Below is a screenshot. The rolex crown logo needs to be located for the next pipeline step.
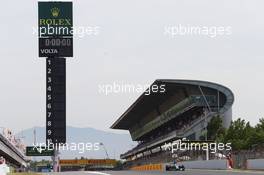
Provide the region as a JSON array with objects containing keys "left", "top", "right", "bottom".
[{"left": 51, "top": 7, "right": 60, "bottom": 17}]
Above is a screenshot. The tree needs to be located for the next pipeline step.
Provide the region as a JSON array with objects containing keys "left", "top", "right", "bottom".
[
  {"left": 209, "top": 117, "right": 264, "bottom": 151},
  {"left": 249, "top": 118, "right": 264, "bottom": 148},
  {"left": 256, "top": 118, "right": 264, "bottom": 132},
  {"left": 224, "top": 118, "right": 255, "bottom": 150},
  {"left": 207, "top": 115, "right": 225, "bottom": 141}
]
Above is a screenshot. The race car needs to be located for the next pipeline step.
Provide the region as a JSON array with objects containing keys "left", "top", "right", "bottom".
[{"left": 165, "top": 162, "right": 185, "bottom": 171}]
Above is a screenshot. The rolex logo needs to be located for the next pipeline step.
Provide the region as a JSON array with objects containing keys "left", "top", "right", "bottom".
[{"left": 51, "top": 7, "right": 60, "bottom": 17}]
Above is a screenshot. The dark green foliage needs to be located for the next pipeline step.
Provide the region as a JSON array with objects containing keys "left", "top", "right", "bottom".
[
  {"left": 207, "top": 115, "right": 226, "bottom": 141},
  {"left": 207, "top": 116, "right": 264, "bottom": 150}
]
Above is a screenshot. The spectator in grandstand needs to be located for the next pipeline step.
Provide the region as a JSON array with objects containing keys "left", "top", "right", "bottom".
[
  {"left": 173, "top": 159, "right": 177, "bottom": 165},
  {"left": 0, "top": 156, "right": 5, "bottom": 164},
  {"left": 0, "top": 156, "right": 8, "bottom": 175}
]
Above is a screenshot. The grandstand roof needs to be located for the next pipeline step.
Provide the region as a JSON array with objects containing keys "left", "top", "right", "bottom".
[{"left": 111, "top": 79, "right": 234, "bottom": 130}]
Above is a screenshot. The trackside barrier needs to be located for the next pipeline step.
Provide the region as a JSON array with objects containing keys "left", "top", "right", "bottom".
[
  {"left": 247, "top": 159, "right": 264, "bottom": 170},
  {"left": 181, "top": 160, "right": 229, "bottom": 170},
  {"left": 130, "top": 164, "right": 163, "bottom": 171}
]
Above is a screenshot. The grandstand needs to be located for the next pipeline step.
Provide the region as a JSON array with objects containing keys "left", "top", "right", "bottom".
[
  {"left": 0, "top": 128, "right": 28, "bottom": 170},
  {"left": 111, "top": 79, "right": 234, "bottom": 167}
]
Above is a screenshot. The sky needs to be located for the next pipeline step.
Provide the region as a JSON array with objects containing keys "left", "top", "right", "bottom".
[{"left": 0, "top": 0, "right": 264, "bottom": 133}]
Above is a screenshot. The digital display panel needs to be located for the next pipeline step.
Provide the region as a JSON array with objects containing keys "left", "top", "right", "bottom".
[
  {"left": 46, "top": 58, "right": 66, "bottom": 144},
  {"left": 38, "top": 2, "right": 73, "bottom": 57}
]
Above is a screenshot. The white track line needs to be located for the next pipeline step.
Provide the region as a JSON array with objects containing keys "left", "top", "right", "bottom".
[{"left": 86, "top": 172, "right": 111, "bottom": 175}]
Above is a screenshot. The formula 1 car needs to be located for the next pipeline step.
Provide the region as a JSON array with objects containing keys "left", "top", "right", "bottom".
[{"left": 165, "top": 162, "right": 185, "bottom": 171}]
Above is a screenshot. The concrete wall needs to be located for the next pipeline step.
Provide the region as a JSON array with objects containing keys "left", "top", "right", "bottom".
[
  {"left": 247, "top": 159, "right": 264, "bottom": 170},
  {"left": 181, "top": 160, "right": 228, "bottom": 170},
  {"left": 223, "top": 108, "right": 232, "bottom": 128}
]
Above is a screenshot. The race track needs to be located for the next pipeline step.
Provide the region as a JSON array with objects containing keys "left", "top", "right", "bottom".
[{"left": 48, "top": 170, "right": 264, "bottom": 175}]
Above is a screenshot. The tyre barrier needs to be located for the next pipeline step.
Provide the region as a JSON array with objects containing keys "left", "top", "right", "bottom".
[{"left": 130, "top": 164, "right": 163, "bottom": 171}]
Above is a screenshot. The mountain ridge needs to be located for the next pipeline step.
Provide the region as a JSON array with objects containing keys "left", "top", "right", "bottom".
[{"left": 16, "top": 126, "right": 135, "bottom": 160}]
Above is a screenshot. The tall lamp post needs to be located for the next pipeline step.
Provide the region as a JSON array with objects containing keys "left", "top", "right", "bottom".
[{"left": 100, "top": 143, "right": 109, "bottom": 159}]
